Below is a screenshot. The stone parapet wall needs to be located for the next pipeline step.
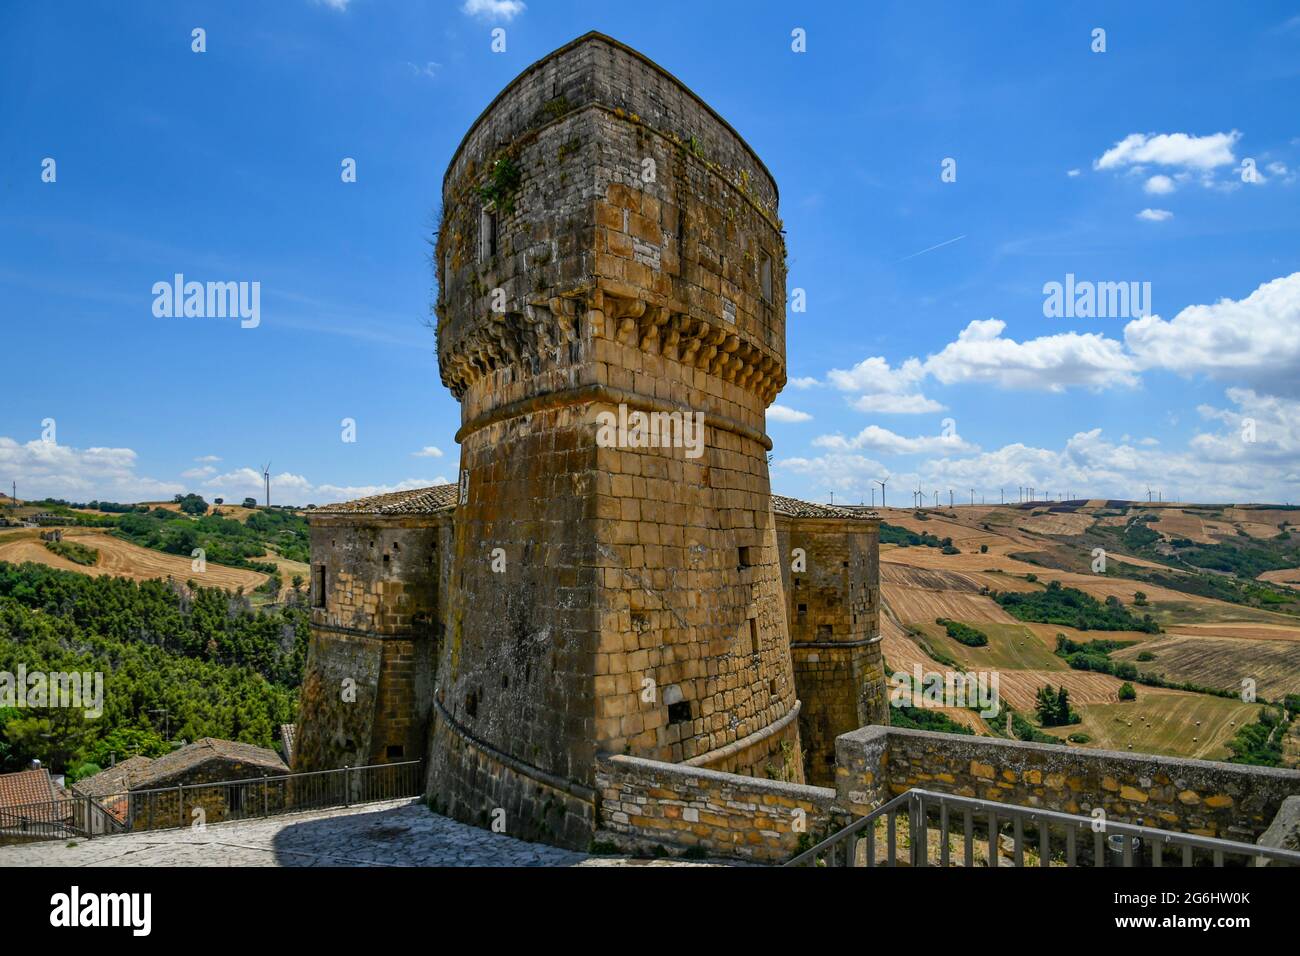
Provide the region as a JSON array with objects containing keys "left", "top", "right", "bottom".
[
  {"left": 835, "top": 726, "right": 1300, "bottom": 842},
  {"left": 594, "top": 753, "right": 836, "bottom": 862}
]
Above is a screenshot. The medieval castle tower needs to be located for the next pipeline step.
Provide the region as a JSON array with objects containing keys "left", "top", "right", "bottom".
[{"left": 293, "top": 33, "right": 887, "bottom": 849}]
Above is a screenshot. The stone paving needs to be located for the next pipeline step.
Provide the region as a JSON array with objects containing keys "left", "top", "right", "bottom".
[{"left": 0, "top": 799, "right": 714, "bottom": 867}]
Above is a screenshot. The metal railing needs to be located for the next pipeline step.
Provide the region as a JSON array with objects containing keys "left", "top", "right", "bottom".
[
  {"left": 786, "top": 788, "right": 1300, "bottom": 868},
  {"left": 0, "top": 761, "right": 422, "bottom": 844}
]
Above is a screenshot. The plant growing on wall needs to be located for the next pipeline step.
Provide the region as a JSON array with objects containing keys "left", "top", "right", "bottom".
[{"left": 479, "top": 155, "right": 522, "bottom": 214}]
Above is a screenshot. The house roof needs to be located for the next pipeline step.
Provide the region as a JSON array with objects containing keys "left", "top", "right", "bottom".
[
  {"left": 129, "top": 738, "right": 288, "bottom": 790},
  {"left": 0, "top": 768, "right": 72, "bottom": 826},
  {"left": 71, "top": 755, "right": 155, "bottom": 799},
  {"left": 771, "top": 494, "right": 878, "bottom": 521},
  {"left": 314, "top": 483, "right": 458, "bottom": 516},
  {"left": 0, "top": 768, "right": 57, "bottom": 810}
]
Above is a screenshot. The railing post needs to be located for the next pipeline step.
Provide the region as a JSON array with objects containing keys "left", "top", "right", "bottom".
[
  {"left": 263, "top": 774, "right": 269, "bottom": 818},
  {"left": 344, "top": 765, "right": 350, "bottom": 807},
  {"left": 177, "top": 784, "right": 184, "bottom": 829}
]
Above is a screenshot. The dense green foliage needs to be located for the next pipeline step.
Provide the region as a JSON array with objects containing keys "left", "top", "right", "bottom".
[
  {"left": 996, "top": 580, "right": 1161, "bottom": 633},
  {"left": 1034, "top": 684, "right": 1080, "bottom": 727},
  {"left": 44, "top": 539, "right": 99, "bottom": 566},
  {"left": 1118, "top": 682, "right": 1137, "bottom": 701},
  {"left": 880, "top": 522, "right": 948, "bottom": 549},
  {"left": 935, "top": 617, "right": 989, "bottom": 647},
  {"left": 0, "top": 561, "right": 305, "bottom": 772},
  {"left": 889, "top": 705, "right": 974, "bottom": 735},
  {"left": 1225, "top": 705, "right": 1294, "bottom": 767}
]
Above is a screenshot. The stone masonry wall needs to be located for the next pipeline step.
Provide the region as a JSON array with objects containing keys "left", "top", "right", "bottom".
[
  {"left": 836, "top": 726, "right": 1300, "bottom": 842},
  {"left": 429, "top": 33, "right": 802, "bottom": 849},
  {"left": 295, "top": 515, "right": 442, "bottom": 772},
  {"left": 595, "top": 753, "right": 836, "bottom": 862},
  {"left": 777, "top": 515, "right": 886, "bottom": 785}
]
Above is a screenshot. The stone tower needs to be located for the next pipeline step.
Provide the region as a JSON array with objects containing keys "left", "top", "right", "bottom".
[{"left": 428, "top": 32, "right": 801, "bottom": 847}]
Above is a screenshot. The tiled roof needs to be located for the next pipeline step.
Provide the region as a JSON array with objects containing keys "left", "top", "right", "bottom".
[
  {"left": 129, "top": 738, "right": 288, "bottom": 789},
  {"left": 317, "top": 484, "right": 877, "bottom": 522},
  {"left": 0, "top": 768, "right": 57, "bottom": 810},
  {"left": 771, "top": 494, "right": 878, "bottom": 520},
  {"left": 315, "top": 483, "right": 458, "bottom": 515},
  {"left": 71, "top": 755, "right": 155, "bottom": 799}
]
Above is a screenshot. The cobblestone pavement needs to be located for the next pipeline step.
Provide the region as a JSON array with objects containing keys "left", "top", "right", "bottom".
[{"left": 0, "top": 799, "right": 714, "bottom": 867}]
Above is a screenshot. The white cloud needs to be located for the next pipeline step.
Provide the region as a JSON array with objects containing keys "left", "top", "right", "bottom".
[
  {"left": 205, "top": 468, "right": 450, "bottom": 507},
  {"left": 850, "top": 392, "right": 946, "bottom": 414},
  {"left": 312, "top": 0, "right": 350, "bottom": 10},
  {"left": 462, "top": 0, "right": 525, "bottom": 21},
  {"left": 925, "top": 319, "right": 1139, "bottom": 391},
  {"left": 181, "top": 466, "right": 216, "bottom": 480},
  {"left": 826, "top": 355, "right": 944, "bottom": 413},
  {"left": 413, "top": 446, "right": 444, "bottom": 458},
  {"left": 1136, "top": 208, "right": 1173, "bottom": 221},
  {"left": 194, "top": 455, "right": 221, "bottom": 463},
  {"left": 1095, "top": 131, "right": 1240, "bottom": 171},
  {"left": 812, "top": 425, "right": 977, "bottom": 456},
  {"left": 1124, "top": 272, "right": 1300, "bottom": 397},
  {"left": 787, "top": 376, "right": 820, "bottom": 389},
  {"left": 0, "top": 438, "right": 183, "bottom": 502},
  {"left": 1267, "top": 161, "right": 1289, "bottom": 176},
  {"left": 1067, "top": 169, "right": 1081, "bottom": 177},
  {"left": 406, "top": 61, "right": 441, "bottom": 79},
  {"left": 768, "top": 405, "right": 812, "bottom": 423},
  {"left": 1144, "top": 174, "right": 1176, "bottom": 195}
]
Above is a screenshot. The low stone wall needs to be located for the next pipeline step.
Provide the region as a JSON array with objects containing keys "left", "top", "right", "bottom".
[
  {"left": 836, "top": 726, "right": 1300, "bottom": 842},
  {"left": 594, "top": 753, "right": 837, "bottom": 862}
]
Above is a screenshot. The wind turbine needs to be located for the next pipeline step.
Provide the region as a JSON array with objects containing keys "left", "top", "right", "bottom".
[
  {"left": 874, "top": 478, "right": 887, "bottom": 509},
  {"left": 262, "top": 461, "right": 272, "bottom": 508}
]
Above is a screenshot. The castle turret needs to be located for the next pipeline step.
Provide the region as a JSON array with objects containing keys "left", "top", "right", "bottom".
[{"left": 428, "top": 32, "right": 801, "bottom": 847}]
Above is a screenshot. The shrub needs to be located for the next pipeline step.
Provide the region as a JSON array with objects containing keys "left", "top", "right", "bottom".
[
  {"left": 1118, "top": 682, "right": 1137, "bottom": 701},
  {"left": 935, "top": 617, "right": 989, "bottom": 647}
]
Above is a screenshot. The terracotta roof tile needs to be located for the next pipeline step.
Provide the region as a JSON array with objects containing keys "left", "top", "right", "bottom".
[
  {"left": 771, "top": 494, "right": 878, "bottom": 520},
  {"left": 71, "top": 755, "right": 155, "bottom": 799},
  {"left": 315, "top": 483, "right": 458, "bottom": 515}
]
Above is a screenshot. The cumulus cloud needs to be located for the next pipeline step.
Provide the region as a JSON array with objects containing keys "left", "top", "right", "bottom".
[
  {"left": 812, "top": 425, "right": 977, "bottom": 456},
  {"left": 462, "top": 0, "right": 525, "bottom": 21},
  {"left": 1124, "top": 272, "right": 1300, "bottom": 397},
  {"left": 768, "top": 405, "right": 812, "bottom": 423},
  {"left": 1136, "top": 208, "right": 1173, "bottom": 221},
  {"left": 1095, "top": 131, "right": 1240, "bottom": 171},
  {"left": 787, "top": 376, "right": 821, "bottom": 389},
  {"left": 826, "top": 356, "right": 944, "bottom": 413},
  {"left": 413, "top": 446, "right": 444, "bottom": 458},
  {"left": 194, "top": 455, "right": 221, "bottom": 463},
  {"left": 181, "top": 466, "right": 216, "bottom": 480},
  {"left": 0, "top": 438, "right": 183, "bottom": 502},
  {"left": 925, "top": 319, "right": 1139, "bottom": 391},
  {"left": 1144, "top": 174, "right": 1176, "bottom": 195}
]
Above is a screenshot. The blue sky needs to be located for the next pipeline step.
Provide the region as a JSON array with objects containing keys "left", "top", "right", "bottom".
[{"left": 2, "top": 0, "right": 1298, "bottom": 507}]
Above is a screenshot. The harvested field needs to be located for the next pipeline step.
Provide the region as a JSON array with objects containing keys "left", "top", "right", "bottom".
[
  {"left": 1162, "top": 621, "right": 1300, "bottom": 643},
  {"left": 882, "top": 582, "right": 1017, "bottom": 626},
  {"left": 991, "top": 668, "right": 1163, "bottom": 712},
  {"left": 1111, "top": 634, "right": 1300, "bottom": 698},
  {"left": 1015, "top": 511, "right": 1096, "bottom": 536},
  {"left": 1041, "top": 695, "right": 1261, "bottom": 761},
  {"left": 0, "top": 528, "right": 268, "bottom": 592},
  {"left": 913, "top": 620, "right": 1066, "bottom": 672},
  {"left": 1258, "top": 567, "right": 1300, "bottom": 587},
  {"left": 1150, "top": 510, "right": 1216, "bottom": 544}
]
